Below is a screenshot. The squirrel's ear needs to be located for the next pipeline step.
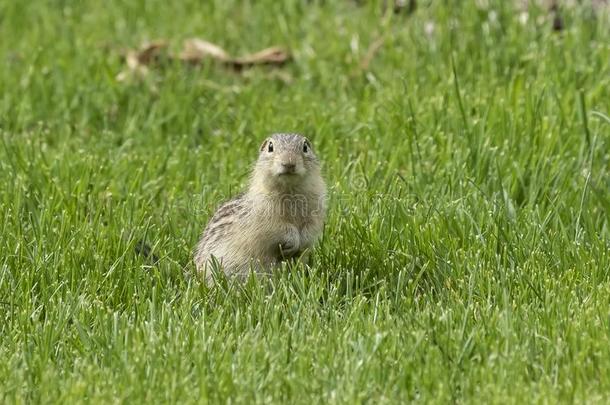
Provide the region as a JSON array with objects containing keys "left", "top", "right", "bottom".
[{"left": 260, "top": 139, "right": 268, "bottom": 152}]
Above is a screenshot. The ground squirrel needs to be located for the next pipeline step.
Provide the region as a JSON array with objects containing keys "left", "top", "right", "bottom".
[{"left": 195, "top": 133, "right": 327, "bottom": 283}]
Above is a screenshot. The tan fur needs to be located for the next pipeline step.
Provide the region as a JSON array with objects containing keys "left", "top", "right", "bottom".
[{"left": 194, "top": 133, "right": 327, "bottom": 283}]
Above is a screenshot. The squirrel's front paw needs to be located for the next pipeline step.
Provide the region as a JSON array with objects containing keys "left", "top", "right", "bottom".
[
  {"left": 279, "top": 240, "right": 299, "bottom": 258},
  {"left": 277, "top": 225, "right": 300, "bottom": 259}
]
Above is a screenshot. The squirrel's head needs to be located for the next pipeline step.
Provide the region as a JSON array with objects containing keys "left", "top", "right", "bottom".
[{"left": 255, "top": 133, "right": 320, "bottom": 190}]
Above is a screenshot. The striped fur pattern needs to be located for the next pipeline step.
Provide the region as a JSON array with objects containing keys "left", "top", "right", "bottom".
[{"left": 195, "top": 133, "right": 327, "bottom": 283}]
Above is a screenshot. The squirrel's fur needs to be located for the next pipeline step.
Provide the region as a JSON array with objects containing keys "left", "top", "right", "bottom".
[{"left": 194, "top": 133, "right": 327, "bottom": 283}]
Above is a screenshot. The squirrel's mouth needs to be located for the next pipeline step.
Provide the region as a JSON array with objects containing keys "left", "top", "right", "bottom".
[
  {"left": 276, "top": 167, "right": 300, "bottom": 176},
  {"left": 275, "top": 171, "right": 304, "bottom": 182}
]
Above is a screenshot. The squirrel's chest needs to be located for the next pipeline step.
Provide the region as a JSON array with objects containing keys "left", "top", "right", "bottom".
[
  {"left": 245, "top": 194, "right": 318, "bottom": 234},
  {"left": 276, "top": 199, "right": 313, "bottom": 229},
  {"left": 244, "top": 199, "right": 309, "bottom": 236}
]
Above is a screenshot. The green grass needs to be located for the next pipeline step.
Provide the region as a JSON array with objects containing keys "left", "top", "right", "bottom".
[{"left": 1, "top": 0, "right": 610, "bottom": 403}]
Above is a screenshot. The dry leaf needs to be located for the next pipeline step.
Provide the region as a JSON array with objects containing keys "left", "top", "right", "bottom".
[
  {"left": 118, "top": 38, "right": 291, "bottom": 82},
  {"left": 231, "top": 47, "right": 290, "bottom": 68},
  {"left": 267, "top": 70, "right": 294, "bottom": 85},
  {"left": 134, "top": 40, "right": 168, "bottom": 64},
  {"left": 177, "top": 39, "right": 290, "bottom": 69},
  {"left": 117, "top": 40, "right": 168, "bottom": 82},
  {"left": 179, "top": 38, "right": 230, "bottom": 63},
  {"left": 360, "top": 37, "right": 385, "bottom": 71}
]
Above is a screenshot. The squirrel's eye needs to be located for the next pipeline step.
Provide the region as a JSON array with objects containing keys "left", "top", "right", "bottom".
[
  {"left": 303, "top": 142, "right": 309, "bottom": 153},
  {"left": 268, "top": 142, "right": 274, "bottom": 153}
]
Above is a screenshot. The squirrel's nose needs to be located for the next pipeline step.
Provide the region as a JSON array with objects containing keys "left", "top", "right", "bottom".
[{"left": 281, "top": 163, "right": 296, "bottom": 172}]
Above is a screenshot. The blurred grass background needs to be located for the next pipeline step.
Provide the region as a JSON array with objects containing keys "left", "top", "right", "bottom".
[{"left": 1, "top": 0, "right": 610, "bottom": 402}]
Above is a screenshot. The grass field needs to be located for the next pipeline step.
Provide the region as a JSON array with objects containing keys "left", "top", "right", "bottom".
[{"left": 1, "top": 0, "right": 610, "bottom": 403}]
